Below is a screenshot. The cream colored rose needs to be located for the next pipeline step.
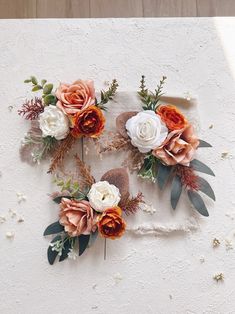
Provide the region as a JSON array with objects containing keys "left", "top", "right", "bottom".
[
  {"left": 39, "top": 105, "right": 70, "bottom": 140},
  {"left": 125, "top": 110, "right": 168, "bottom": 153},
  {"left": 87, "top": 181, "right": 121, "bottom": 212}
]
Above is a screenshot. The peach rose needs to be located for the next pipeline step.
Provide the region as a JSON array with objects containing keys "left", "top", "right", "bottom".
[
  {"left": 157, "top": 105, "right": 188, "bottom": 131},
  {"left": 59, "top": 198, "right": 96, "bottom": 237},
  {"left": 98, "top": 207, "right": 126, "bottom": 239},
  {"left": 56, "top": 80, "right": 95, "bottom": 115},
  {"left": 152, "top": 124, "right": 199, "bottom": 166},
  {"left": 71, "top": 106, "right": 105, "bottom": 138}
]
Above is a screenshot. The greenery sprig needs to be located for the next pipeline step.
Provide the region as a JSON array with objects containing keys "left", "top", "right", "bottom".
[
  {"left": 97, "top": 79, "right": 119, "bottom": 110},
  {"left": 138, "top": 75, "right": 167, "bottom": 111},
  {"left": 24, "top": 76, "right": 56, "bottom": 105}
]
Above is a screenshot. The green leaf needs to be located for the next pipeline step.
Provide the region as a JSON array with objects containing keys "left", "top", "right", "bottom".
[
  {"left": 53, "top": 195, "right": 74, "bottom": 204},
  {"left": 156, "top": 163, "right": 172, "bottom": 189},
  {"left": 59, "top": 238, "right": 72, "bottom": 262},
  {"left": 171, "top": 175, "right": 182, "bottom": 209},
  {"left": 43, "top": 221, "right": 64, "bottom": 236},
  {"left": 31, "top": 76, "right": 38, "bottom": 85},
  {"left": 47, "top": 235, "right": 61, "bottom": 265},
  {"left": 43, "top": 83, "right": 53, "bottom": 95},
  {"left": 44, "top": 94, "right": 56, "bottom": 105},
  {"left": 197, "top": 177, "right": 216, "bottom": 201},
  {"left": 32, "top": 85, "right": 42, "bottom": 92},
  {"left": 190, "top": 159, "right": 215, "bottom": 176},
  {"left": 24, "top": 79, "right": 31, "bottom": 83},
  {"left": 89, "top": 230, "right": 98, "bottom": 247},
  {"left": 41, "top": 79, "right": 47, "bottom": 86},
  {"left": 78, "top": 235, "right": 90, "bottom": 256},
  {"left": 198, "top": 139, "right": 212, "bottom": 148},
  {"left": 188, "top": 190, "right": 209, "bottom": 217}
]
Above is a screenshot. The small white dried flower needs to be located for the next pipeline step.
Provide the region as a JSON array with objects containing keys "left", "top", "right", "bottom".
[
  {"left": 6, "top": 231, "right": 15, "bottom": 239},
  {"left": 0, "top": 215, "right": 6, "bottom": 223},
  {"left": 213, "top": 273, "right": 224, "bottom": 282},
  {"left": 68, "top": 248, "right": 78, "bottom": 260},
  {"left": 16, "top": 192, "right": 27, "bottom": 204},
  {"left": 213, "top": 238, "right": 220, "bottom": 248}
]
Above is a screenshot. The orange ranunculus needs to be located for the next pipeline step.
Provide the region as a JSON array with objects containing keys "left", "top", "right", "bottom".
[
  {"left": 56, "top": 80, "right": 95, "bottom": 115},
  {"left": 59, "top": 198, "right": 97, "bottom": 237},
  {"left": 157, "top": 105, "right": 188, "bottom": 131},
  {"left": 98, "top": 206, "right": 126, "bottom": 239},
  {"left": 152, "top": 124, "right": 199, "bottom": 166},
  {"left": 71, "top": 106, "right": 105, "bottom": 138}
]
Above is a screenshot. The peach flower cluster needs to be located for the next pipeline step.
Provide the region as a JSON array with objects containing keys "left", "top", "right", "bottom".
[
  {"left": 56, "top": 79, "right": 105, "bottom": 138},
  {"left": 153, "top": 105, "right": 199, "bottom": 166},
  {"left": 126, "top": 104, "right": 199, "bottom": 167},
  {"left": 59, "top": 182, "right": 126, "bottom": 240}
]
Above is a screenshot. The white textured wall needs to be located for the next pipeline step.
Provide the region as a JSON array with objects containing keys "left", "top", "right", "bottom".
[{"left": 0, "top": 18, "right": 235, "bottom": 314}]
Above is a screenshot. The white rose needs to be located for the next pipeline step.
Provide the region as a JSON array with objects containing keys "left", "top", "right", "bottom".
[
  {"left": 87, "top": 181, "right": 121, "bottom": 212},
  {"left": 39, "top": 105, "right": 70, "bottom": 140},
  {"left": 125, "top": 110, "right": 168, "bottom": 153}
]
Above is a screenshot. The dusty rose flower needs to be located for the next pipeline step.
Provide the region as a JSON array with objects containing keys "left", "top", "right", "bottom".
[
  {"left": 56, "top": 80, "right": 95, "bottom": 115},
  {"left": 59, "top": 198, "right": 96, "bottom": 237},
  {"left": 152, "top": 124, "right": 199, "bottom": 166}
]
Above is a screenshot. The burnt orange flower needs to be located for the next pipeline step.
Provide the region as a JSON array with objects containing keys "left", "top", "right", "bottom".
[
  {"left": 71, "top": 106, "right": 105, "bottom": 138},
  {"left": 98, "top": 206, "right": 126, "bottom": 239},
  {"left": 157, "top": 105, "right": 188, "bottom": 131}
]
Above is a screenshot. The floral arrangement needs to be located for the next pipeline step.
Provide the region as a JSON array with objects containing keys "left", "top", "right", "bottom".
[
  {"left": 44, "top": 155, "right": 143, "bottom": 264},
  {"left": 19, "top": 76, "right": 118, "bottom": 172},
  {"left": 100, "top": 76, "right": 215, "bottom": 216}
]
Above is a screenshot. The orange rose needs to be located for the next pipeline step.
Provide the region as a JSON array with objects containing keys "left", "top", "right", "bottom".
[
  {"left": 157, "top": 105, "right": 188, "bottom": 131},
  {"left": 152, "top": 124, "right": 199, "bottom": 166},
  {"left": 59, "top": 198, "right": 97, "bottom": 237},
  {"left": 98, "top": 206, "right": 126, "bottom": 239},
  {"left": 71, "top": 106, "right": 105, "bottom": 138},
  {"left": 56, "top": 80, "right": 95, "bottom": 115}
]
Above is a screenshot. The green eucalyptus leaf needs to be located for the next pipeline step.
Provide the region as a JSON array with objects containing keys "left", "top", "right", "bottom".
[
  {"left": 41, "top": 79, "right": 47, "bottom": 86},
  {"left": 171, "top": 175, "right": 182, "bottom": 209},
  {"left": 43, "top": 83, "right": 53, "bottom": 95},
  {"left": 31, "top": 76, "right": 38, "bottom": 85},
  {"left": 24, "top": 79, "right": 31, "bottom": 83},
  {"left": 32, "top": 85, "right": 42, "bottom": 92},
  {"left": 59, "top": 238, "right": 72, "bottom": 262},
  {"left": 43, "top": 221, "right": 64, "bottom": 236},
  {"left": 198, "top": 139, "right": 212, "bottom": 148},
  {"left": 44, "top": 94, "right": 56, "bottom": 105},
  {"left": 197, "top": 177, "right": 216, "bottom": 201},
  {"left": 190, "top": 159, "right": 215, "bottom": 176},
  {"left": 78, "top": 235, "right": 90, "bottom": 256},
  {"left": 156, "top": 163, "right": 172, "bottom": 189},
  {"left": 47, "top": 235, "right": 61, "bottom": 265},
  {"left": 188, "top": 190, "right": 209, "bottom": 217},
  {"left": 53, "top": 195, "right": 74, "bottom": 204}
]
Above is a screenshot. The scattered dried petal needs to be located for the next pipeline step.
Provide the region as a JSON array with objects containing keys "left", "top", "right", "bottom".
[
  {"left": 213, "top": 238, "right": 220, "bottom": 248},
  {"left": 6, "top": 231, "right": 15, "bottom": 239},
  {"left": 213, "top": 273, "right": 224, "bottom": 282}
]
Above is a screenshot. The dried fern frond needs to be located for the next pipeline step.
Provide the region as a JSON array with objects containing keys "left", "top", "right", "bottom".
[
  {"left": 122, "top": 148, "right": 145, "bottom": 173},
  {"left": 74, "top": 154, "right": 95, "bottom": 188},
  {"left": 120, "top": 192, "right": 144, "bottom": 216},
  {"left": 175, "top": 164, "right": 199, "bottom": 190},
  {"left": 99, "top": 132, "right": 131, "bottom": 153},
  {"left": 18, "top": 98, "right": 44, "bottom": 120},
  {"left": 48, "top": 134, "right": 75, "bottom": 173}
]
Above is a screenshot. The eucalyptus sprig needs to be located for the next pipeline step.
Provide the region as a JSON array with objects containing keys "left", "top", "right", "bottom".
[
  {"left": 53, "top": 176, "right": 87, "bottom": 198},
  {"left": 24, "top": 76, "right": 56, "bottom": 105},
  {"left": 138, "top": 75, "right": 167, "bottom": 111},
  {"left": 97, "top": 79, "right": 119, "bottom": 110}
]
